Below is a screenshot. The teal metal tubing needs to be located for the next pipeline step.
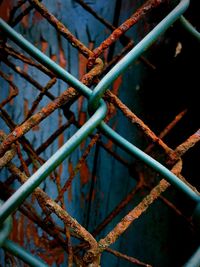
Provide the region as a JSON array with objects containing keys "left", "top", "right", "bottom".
[
  {"left": 88, "top": 0, "right": 190, "bottom": 111},
  {"left": 0, "top": 0, "right": 199, "bottom": 265},
  {"left": 183, "top": 246, "right": 200, "bottom": 267},
  {"left": 2, "top": 239, "right": 48, "bottom": 267},
  {"left": 179, "top": 16, "right": 200, "bottom": 42},
  {"left": 100, "top": 122, "right": 200, "bottom": 202},
  {"left": 0, "top": 200, "right": 12, "bottom": 247},
  {"left": 0, "top": 0, "right": 199, "bottom": 224},
  {"left": 0, "top": 101, "right": 107, "bottom": 223},
  {"left": 0, "top": 202, "right": 48, "bottom": 266},
  {"left": 92, "top": 0, "right": 199, "bottom": 202}
]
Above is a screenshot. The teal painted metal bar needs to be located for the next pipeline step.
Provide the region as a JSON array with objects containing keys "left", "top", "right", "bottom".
[
  {"left": 0, "top": 0, "right": 199, "bottom": 225},
  {"left": 92, "top": 0, "right": 199, "bottom": 202},
  {"left": 0, "top": 0, "right": 199, "bottom": 264},
  {"left": 0, "top": 101, "right": 107, "bottom": 223},
  {"left": 88, "top": 0, "right": 190, "bottom": 111},
  {"left": 2, "top": 239, "right": 48, "bottom": 267},
  {"left": 180, "top": 16, "right": 200, "bottom": 42},
  {"left": 183, "top": 246, "right": 200, "bottom": 267},
  {"left": 100, "top": 122, "right": 200, "bottom": 202},
  {"left": 0, "top": 201, "right": 12, "bottom": 246},
  {"left": 0, "top": 202, "right": 48, "bottom": 266}
]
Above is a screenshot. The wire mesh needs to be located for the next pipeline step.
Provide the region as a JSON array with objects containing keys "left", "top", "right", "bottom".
[{"left": 0, "top": 0, "right": 200, "bottom": 266}]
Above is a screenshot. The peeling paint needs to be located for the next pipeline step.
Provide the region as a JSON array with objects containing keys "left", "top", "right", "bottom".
[{"left": 80, "top": 161, "right": 91, "bottom": 186}]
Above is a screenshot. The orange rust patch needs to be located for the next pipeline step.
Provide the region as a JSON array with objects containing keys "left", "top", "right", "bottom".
[
  {"left": 105, "top": 121, "right": 117, "bottom": 149},
  {"left": 78, "top": 99, "right": 87, "bottom": 149},
  {"left": 11, "top": 214, "right": 19, "bottom": 243},
  {"left": 88, "top": 42, "right": 94, "bottom": 51},
  {"left": 32, "top": 124, "right": 40, "bottom": 131},
  {"left": 23, "top": 63, "right": 28, "bottom": 73},
  {"left": 58, "top": 114, "right": 64, "bottom": 178},
  {"left": 9, "top": 75, "right": 14, "bottom": 105},
  {"left": 59, "top": 47, "right": 67, "bottom": 68},
  {"left": 112, "top": 75, "right": 122, "bottom": 96},
  {"left": 33, "top": 10, "right": 44, "bottom": 24},
  {"left": 80, "top": 161, "right": 91, "bottom": 185},
  {"left": 78, "top": 53, "right": 87, "bottom": 79},
  {"left": 18, "top": 214, "right": 25, "bottom": 246},
  {"left": 103, "top": 47, "right": 109, "bottom": 65},
  {"left": 86, "top": 188, "right": 96, "bottom": 201},
  {"left": 0, "top": 1, "right": 12, "bottom": 21},
  {"left": 68, "top": 160, "right": 73, "bottom": 202},
  {"left": 24, "top": 99, "right": 29, "bottom": 119},
  {"left": 38, "top": 248, "right": 64, "bottom": 265},
  {"left": 78, "top": 111, "right": 86, "bottom": 127},
  {"left": 51, "top": 54, "right": 57, "bottom": 62},
  {"left": 78, "top": 96, "right": 84, "bottom": 115},
  {"left": 20, "top": 5, "right": 29, "bottom": 28},
  {"left": 41, "top": 40, "right": 48, "bottom": 54}
]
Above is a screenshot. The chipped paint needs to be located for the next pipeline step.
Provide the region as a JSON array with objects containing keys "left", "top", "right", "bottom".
[
  {"left": 80, "top": 161, "right": 91, "bottom": 186},
  {"left": 112, "top": 75, "right": 122, "bottom": 96}
]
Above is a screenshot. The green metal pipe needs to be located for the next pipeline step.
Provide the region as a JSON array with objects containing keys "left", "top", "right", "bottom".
[
  {"left": 0, "top": 0, "right": 199, "bottom": 265},
  {"left": 2, "top": 239, "right": 48, "bottom": 267},
  {"left": 87, "top": 0, "right": 200, "bottom": 201},
  {"left": 88, "top": 0, "right": 190, "bottom": 112},
  {"left": 0, "top": 0, "right": 198, "bottom": 230},
  {"left": 0, "top": 200, "right": 12, "bottom": 246},
  {"left": 100, "top": 122, "right": 200, "bottom": 203},
  {"left": 183, "top": 246, "right": 200, "bottom": 267},
  {"left": 179, "top": 16, "right": 200, "bottom": 42},
  {"left": 0, "top": 101, "right": 107, "bottom": 223}
]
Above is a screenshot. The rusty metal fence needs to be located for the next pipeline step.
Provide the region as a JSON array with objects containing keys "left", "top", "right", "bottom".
[{"left": 0, "top": 0, "right": 200, "bottom": 266}]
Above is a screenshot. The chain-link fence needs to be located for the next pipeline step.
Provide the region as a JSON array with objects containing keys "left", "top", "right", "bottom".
[{"left": 0, "top": 0, "right": 200, "bottom": 266}]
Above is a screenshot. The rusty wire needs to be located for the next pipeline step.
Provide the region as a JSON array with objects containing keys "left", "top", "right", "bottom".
[{"left": 0, "top": 0, "right": 199, "bottom": 266}]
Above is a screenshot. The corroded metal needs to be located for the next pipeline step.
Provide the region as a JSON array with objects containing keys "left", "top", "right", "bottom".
[{"left": 0, "top": 0, "right": 199, "bottom": 266}]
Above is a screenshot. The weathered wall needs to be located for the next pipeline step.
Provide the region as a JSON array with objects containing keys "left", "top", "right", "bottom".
[{"left": 0, "top": 0, "right": 199, "bottom": 266}]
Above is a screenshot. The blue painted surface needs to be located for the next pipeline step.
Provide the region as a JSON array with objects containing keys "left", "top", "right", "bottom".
[{"left": 0, "top": 0, "right": 199, "bottom": 266}]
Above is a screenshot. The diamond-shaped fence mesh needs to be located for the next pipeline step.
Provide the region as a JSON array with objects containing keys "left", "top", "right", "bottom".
[{"left": 0, "top": 0, "right": 200, "bottom": 266}]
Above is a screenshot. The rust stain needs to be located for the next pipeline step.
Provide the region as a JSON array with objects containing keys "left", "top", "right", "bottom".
[
  {"left": 32, "top": 124, "right": 40, "bottom": 131},
  {"left": 88, "top": 42, "right": 94, "bottom": 51},
  {"left": 23, "top": 63, "right": 29, "bottom": 73},
  {"left": 11, "top": 215, "right": 19, "bottom": 243},
  {"left": 20, "top": 5, "right": 29, "bottom": 28},
  {"left": 51, "top": 54, "right": 57, "bottom": 62},
  {"left": 26, "top": 217, "right": 32, "bottom": 243},
  {"left": 58, "top": 113, "right": 64, "bottom": 179},
  {"left": 0, "top": 1, "right": 12, "bottom": 21},
  {"left": 86, "top": 188, "right": 96, "bottom": 201},
  {"left": 38, "top": 248, "right": 64, "bottom": 265},
  {"left": 80, "top": 161, "right": 91, "bottom": 185},
  {"left": 87, "top": 0, "right": 165, "bottom": 69},
  {"left": 8, "top": 75, "right": 14, "bottom": 105},
  {"left": 29, "top": 0, "right": 92, "bottom": 58},
  {"left": 78, "top": 111, "right": 86, "bottom": 127},
  {"left": 79, "top": 52, "right": 87, "bottom": 79},
  {"left": 55, "top": 251, "right": 65, "bottom": 265},
  {"left": 68, "top": 159, "right": 73, "bottom": 202},
  {"left": 59, "top": 47, "right": 67, "bottom": 68},
  {"left": 41, "top": 40, "right": 48, "bottom": 53},
  {"left": 103, "top": 48, "right": 109, "bottom": 65},
  {"left": 78, "top": 96, "right": 84, "bottom": 119},
  {"left": 24, "top": 98, "right": 29, "bottom": 119},
  {"left": 105, "top": 121, "right": 117, "bottom": 150},
  {"left": 33, "top": 10, "right": 44, "bottom": 24},
  {"left": 18, "top": 214, "right": 25, "bottom": 246},
  {"left": 112, "top": 75, "right": 122, "bottom": 96}
]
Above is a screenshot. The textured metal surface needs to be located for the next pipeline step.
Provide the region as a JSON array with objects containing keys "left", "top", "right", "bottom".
[{"left": 0, "top": 0, "right": 199, "bottom": 266}]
